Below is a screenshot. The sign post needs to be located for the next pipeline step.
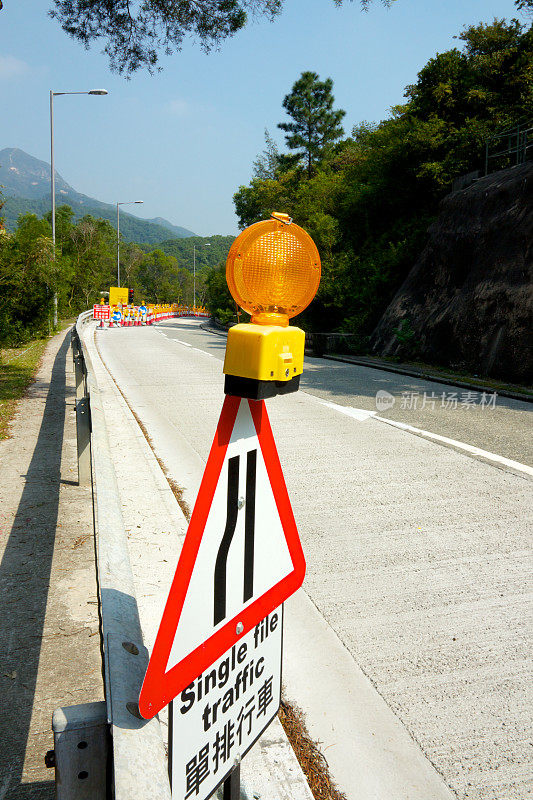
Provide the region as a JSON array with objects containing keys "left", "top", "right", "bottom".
[{"left": 139, "top": 213, "right": 321, "bottom": 798}]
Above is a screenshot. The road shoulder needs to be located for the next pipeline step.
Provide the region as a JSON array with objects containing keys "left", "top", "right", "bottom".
[{"left": 0, "top": 328, "right": 103, "bottom": 798}]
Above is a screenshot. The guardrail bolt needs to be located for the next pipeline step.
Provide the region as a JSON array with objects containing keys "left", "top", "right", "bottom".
[
  {"left": 122, "top": 641, "right": 139, "bottom": 655},
  {"left": 126, "top": 702, "right": 143, "bottom": 719}
]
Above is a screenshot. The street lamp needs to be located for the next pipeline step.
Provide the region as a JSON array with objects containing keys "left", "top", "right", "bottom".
[
  {"left": 50, "top": 89, "right": 108, "bottom": 326},
  {"left": 116, "top": 201, "right": 143, "bottom": 287},
  {"left": 193, "top": 242, "right": 211, "bottom": 310}
]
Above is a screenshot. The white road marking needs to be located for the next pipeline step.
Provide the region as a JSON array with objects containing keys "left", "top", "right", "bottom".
[
  {"left": 320, "top": 400, "right": 377, "bottom": 421},
  {"left": 191, "top": 347, "right": 218, "bottom": 358},
  {"left": 317, "top": 398, "right": 532, "bottom": 477},
  {"left": 174, "top": 339, "right": 192, "bottom": 347},
  {"left": 375, "top": 415, "right": 533, "bottom": 477}
]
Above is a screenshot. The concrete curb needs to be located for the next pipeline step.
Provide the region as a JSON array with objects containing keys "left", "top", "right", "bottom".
[
  {"left": 78, "top": 318, "right": 171, "bottom": 800},
  {"left": 325, "top": 355, "right": 533, "bottom": 403}
]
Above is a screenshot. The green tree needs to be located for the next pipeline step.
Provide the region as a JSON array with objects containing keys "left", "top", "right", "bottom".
[
  {"left": 278, "top": 71, "right": 346, "bottom": 178},
  {"left": 205, "top": 264, "right": 239, "bottom": 324},
  {"left": 0, "top": 214, "right": 56, "bottom": 343},
  {"left": 44, "top": 204, "right": 75, "bottom": 248},
  {"left": 232, "top": 16, "right": 533, "bottom": 341},
  {"left": 47, "top": 0, "right": 393, "bottom": 75},
  {"left": 137, "top": 249, "right": 181, "bottom": 302},
  {"left": 253, "top": 129, "right": 282, "bottom": 180},
  {"left": 68, "top": 216, "right": 115, "bottom": 308},
  {"left": 120, "top": 241, "right": 145, "bottom": 290},
  {"left": 0, "top": 186, "right": 5, "bottom": 229}
]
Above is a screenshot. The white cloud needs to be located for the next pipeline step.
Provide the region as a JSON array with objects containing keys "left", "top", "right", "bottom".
[
  {"left": 0, "top": 55, "right": 31, "bottom": 80},
  {"left": 165, "top": 98, "right": 190, "bottom": 117}
]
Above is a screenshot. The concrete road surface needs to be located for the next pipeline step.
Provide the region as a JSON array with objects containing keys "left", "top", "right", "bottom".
[{"left": 96, "top": 319, "right": 532, "bottom": 800}]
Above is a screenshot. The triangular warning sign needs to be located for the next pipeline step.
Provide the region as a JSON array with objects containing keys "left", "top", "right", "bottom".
[{"left": 139, "top": 395, "right": 305, "bottom": 719}]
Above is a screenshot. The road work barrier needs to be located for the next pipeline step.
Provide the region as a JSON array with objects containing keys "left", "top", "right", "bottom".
[
  {"left": 49, "top": 310, "right": 171, "bottom": 800},
  {"left": 93, "top": 303, "right": 209, "bottom": 330}
]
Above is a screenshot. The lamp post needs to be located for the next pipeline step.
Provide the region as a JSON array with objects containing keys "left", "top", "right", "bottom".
[
  {"left": 116, "top": 201, "right": 143, "bottom": 287},
  {"left": 193, "top": 242, "right": 211, "bottom": 310},
  {"left": 50, "top": 89, "right": 108, "bottom": 326}
]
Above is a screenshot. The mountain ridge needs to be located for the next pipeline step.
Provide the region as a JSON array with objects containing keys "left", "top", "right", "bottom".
[{"left": 0, "top": 147, "right": 198, "bottom": 243}]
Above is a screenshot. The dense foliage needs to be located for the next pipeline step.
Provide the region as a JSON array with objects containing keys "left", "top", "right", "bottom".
[
  {"left": 147, "top": 235, "right": 235, "bottom": 271},
  {"left": 230, "top": 18, "right": 533, "bottom": 343},
  {"left": 1, "top": 196, "right": 193, "bottom": 245},
  {"left": 0, "top": 203, "right": 225, "bottom": 346},
  {"left": 48, "top": 0, "right": 392, "bottom": 75}
]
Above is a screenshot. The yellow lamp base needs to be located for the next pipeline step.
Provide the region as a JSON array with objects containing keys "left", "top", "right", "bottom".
[{"left": 223, "top": 323, "right": 305, "bottom": 383}]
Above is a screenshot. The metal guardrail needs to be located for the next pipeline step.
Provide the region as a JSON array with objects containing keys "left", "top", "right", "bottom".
[
  {"left": 57, "top": 312, "right": 171, "bottom": 799},
  {"left": 307, "top": 331, "right": 360, "bottom": 357},
  {"left": 484, "top": 120, "right": 533, "bottom": 176},
  {"left": 209, "top": 319, "right": 362, "bottom": 359}
]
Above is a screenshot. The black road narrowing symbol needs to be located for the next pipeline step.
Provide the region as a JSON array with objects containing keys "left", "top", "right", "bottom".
[{"left": 213, "top": 450, "right": 257, "bottom": 626}]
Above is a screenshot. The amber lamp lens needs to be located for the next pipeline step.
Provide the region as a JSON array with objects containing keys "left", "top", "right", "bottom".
[{"left": 226, "top": 218, "right": 321, "bottom": 325}]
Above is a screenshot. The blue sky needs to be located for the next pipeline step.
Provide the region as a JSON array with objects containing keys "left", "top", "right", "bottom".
[{"left": 0, "top": 0, "right": 523, "bottom": 235}]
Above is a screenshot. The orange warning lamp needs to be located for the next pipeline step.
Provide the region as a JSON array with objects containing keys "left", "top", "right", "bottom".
[{"left": 223, "top": 213, "right": 321, "bottom": 400}]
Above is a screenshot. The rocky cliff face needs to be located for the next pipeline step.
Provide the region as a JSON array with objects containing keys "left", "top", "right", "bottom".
[{"left": 370, "top": 163, "right": 533, "bottom": 384}]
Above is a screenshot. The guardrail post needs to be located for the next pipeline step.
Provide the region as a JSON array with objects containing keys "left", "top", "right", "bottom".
[
  {"left": 49, "top": 701, "right": 108, "bottom": 799},
  {"left": 71, "top": 334, "right": 78, "bottom": 374},
  {"left": 76, "top": 396, "right": 91, "bottom": 487},
  {"left": 74, "top": 353, "right": 85, "bottom": 401}
]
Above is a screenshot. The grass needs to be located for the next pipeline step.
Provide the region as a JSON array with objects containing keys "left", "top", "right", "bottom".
[
  {"left": 0, "top": 319, "right": 75, "bottom": 439},
  {"left": 278, "top": 700, "right": 346, "bottom": 800},
  {"left": 0, "top": 338, "right": 50, "bottom": 438}
]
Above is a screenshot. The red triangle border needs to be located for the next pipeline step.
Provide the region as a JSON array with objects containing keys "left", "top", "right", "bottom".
[{"left": 138, "top": 396, "right": 305, "bottom": 719}]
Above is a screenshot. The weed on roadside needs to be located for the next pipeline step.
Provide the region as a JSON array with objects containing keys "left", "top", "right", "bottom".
[{"left": 0, "top": 339, "right": 49, "bottom": 438}]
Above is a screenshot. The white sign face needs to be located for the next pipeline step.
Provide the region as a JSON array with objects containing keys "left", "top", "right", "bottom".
[
  {"left": 170, "top": 607, "right": 282, "bottom": 800},
  {"left": 139, "top": 396, "right": 304, "bottom": 721},
  {"left": 166, "top": 401, "right": 292, "bottom": 673}
]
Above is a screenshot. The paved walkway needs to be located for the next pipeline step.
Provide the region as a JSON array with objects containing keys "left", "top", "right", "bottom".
[{"left": 0, "top": 329, "right": 103, "bottom": 799}]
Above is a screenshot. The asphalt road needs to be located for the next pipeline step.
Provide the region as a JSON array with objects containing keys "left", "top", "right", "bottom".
[
  {"left": 162, "top": 319, "right": 532, "bottom": 467},
  {"left": 97, "top": 319, "right": 532, "bottom": 800}
]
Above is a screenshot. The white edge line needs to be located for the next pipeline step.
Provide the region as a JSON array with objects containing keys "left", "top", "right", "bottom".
[
  {"left": 375, "top": 415, "right": 533, "bottom": 477},
  {"left": 314, "top": 397, "right": 533, "bottom": 477},
  {"left": 320, "top": 399, "right": 377, "bottom": 421}
]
